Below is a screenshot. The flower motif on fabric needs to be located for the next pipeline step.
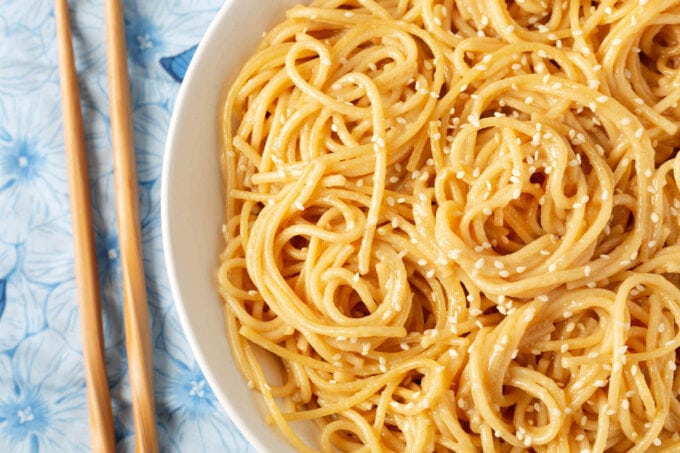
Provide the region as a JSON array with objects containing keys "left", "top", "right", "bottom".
[
  {"left": 0, "top": 240, "right": 15, "bottom": 312},
  {"left": 0, "top": 88, "right": 67, "bottom": 243},
  {"left": 0, "top": 237, "right": 46, "bottom": 353},
  {"left": 160, "top": 45, "right": 197, "bottom": 82},
  {"left": 122, "top": 2, "right": 215, "bottom": 77},
  {"left": 0, "top": 330, "right": 89, "bottom": 452},
  {"left": 0, "top": 0, "right": 57, "bottom": 96},
  {"left": 154, "top": 311, "right": 254, "bottom": 452}
]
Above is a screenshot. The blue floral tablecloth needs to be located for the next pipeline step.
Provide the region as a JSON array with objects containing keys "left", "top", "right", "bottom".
[{"left": 0, "top": 1, "right": 254, "bottom": 451}]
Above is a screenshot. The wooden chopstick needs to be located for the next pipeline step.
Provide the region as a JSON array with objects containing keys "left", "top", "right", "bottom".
[
  {"left": 54, "top": 0, "right": 116, "bottom": 451},
  {"left": 103, "top": 1, "right": 159, "bottom": 451}
]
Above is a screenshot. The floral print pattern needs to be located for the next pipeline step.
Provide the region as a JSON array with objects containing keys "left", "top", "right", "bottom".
[{"left": 0, "top": 1, "right": 253, "bottom": 451}]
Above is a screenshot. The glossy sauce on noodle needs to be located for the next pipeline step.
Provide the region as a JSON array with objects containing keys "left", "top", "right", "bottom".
[{"left": 218, "top": 1, "right": 680, "bottom": 451}]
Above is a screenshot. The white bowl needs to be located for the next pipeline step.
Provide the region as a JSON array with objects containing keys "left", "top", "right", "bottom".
[{"left": 161, "top": 1, "right": 315, "bottom": 451}]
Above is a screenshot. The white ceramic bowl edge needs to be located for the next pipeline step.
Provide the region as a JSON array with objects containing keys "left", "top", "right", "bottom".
[{"left": 161, "top": 1, "right": 315, "bottom": 451}]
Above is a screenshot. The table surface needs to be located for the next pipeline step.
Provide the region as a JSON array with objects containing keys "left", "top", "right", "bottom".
[{"left": 0, "top": 1, "right": 255, "bottom": 451}]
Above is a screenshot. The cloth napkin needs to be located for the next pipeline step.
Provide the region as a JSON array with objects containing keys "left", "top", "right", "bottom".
[{"left": 0, "top": 1, "right": 253, "bottom": 451}]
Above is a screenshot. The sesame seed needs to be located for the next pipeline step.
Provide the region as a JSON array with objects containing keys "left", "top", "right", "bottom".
[{"left": 448, "top": 249, "right": 461, "bottom": 259}]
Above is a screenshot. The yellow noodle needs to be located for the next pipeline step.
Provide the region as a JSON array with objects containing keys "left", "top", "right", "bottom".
[{"left": 218, "top": 1, "right": 680, "bottom": 451}]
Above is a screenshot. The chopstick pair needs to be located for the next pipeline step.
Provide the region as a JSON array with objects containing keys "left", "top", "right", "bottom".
[{"left": 55, "top": 0, "right": 158, "bottom": 451}]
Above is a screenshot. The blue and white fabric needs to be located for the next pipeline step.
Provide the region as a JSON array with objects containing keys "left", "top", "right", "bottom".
[{"left": 0, "top": 1, "right": 253, "bottom": 451}]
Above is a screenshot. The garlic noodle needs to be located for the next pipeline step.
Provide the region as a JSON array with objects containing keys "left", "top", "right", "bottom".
[{"left": 218, "top": 1, "right": 680, "bottom": 451}]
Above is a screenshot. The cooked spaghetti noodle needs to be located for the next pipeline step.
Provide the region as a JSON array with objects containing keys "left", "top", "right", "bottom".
[{"left": 218, "top": 1, "right": 680, "bottom": 451}]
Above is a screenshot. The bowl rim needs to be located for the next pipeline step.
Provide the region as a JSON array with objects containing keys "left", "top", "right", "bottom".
[{"left": 160, "top": 1, "right": 275, "bottom": 451}]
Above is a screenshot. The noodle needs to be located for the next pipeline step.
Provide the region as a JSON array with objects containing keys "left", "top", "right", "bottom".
[{"left": 217, "top": 1, "right": 680, "bottom": 451}]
